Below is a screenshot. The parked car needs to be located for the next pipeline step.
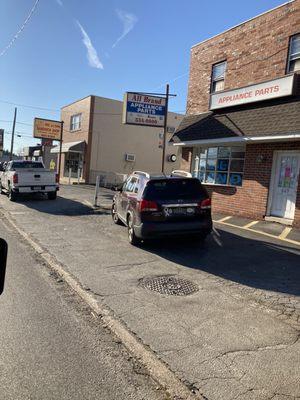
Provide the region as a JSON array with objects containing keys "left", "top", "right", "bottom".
[
  {"left": 111, "top": 170, "right": 212, "bottom": 245},
  {"left": 0, "top": 160, "right": 59, "bottom": 201}
]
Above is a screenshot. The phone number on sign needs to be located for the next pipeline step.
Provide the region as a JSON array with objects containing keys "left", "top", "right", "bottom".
[{"left": 134, "top": 117, "right": 163, "bottom": 125}]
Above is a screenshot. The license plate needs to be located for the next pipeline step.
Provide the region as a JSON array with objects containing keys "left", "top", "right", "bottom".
[
  {"left": 33, "top": 186, "right": 42, "bottom": 190},
  {"left": 164, "top": 207, "right": 195, "bottom": 216}
]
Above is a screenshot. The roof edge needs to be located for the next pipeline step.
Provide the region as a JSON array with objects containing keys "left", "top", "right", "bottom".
[
  {"left": 191, "top": 0, "right": 295, "bottom": 49},
  {"left": 173, "top": 133, "right": 300, "bottom": 146},
  {"left": 174, "top": 111, "right": 212, "bottom": 135},
  {"left": 61, "top": 95, "right": 93, "bottom": 109}
]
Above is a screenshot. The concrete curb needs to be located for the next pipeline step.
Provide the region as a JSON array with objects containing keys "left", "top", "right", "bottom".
[{"left": 0, "top": 209, "right": 203, "bottom": 400}]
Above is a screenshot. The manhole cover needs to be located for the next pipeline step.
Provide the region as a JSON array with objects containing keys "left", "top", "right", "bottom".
[{"left": 140, "top": 275, "right": 198, "bottom": 296}]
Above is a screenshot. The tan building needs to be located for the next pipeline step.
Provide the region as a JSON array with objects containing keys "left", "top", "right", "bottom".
[{"left": 55, "top": 95, "right": 182, "bottom": 185}]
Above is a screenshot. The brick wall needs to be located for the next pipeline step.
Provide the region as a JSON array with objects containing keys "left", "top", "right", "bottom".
[
  {"left": 204, "top": 142, "right": 300, "bottom": 227},
  {"left": 180, "top": 147, "right": 193, "bottom": 171},
  {"left": 187, "top": 0, "right": 300, "bottom": 114}
]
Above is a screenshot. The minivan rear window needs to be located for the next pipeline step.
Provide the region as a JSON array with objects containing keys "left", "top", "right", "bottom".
[{"left": 143, "top": 178, "right": 207, "bottom": 200}]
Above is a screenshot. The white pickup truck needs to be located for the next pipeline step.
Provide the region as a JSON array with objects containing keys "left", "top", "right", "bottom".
[{"left": 0, "top": 160, "right": 59, "bottom": 201}]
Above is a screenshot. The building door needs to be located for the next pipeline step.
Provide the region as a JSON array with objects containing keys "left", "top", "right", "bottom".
[
  {"left": 270, "top": 151, "right": 300, "bottom": 219},
  {"left": 64, "top": 152, "right": 83, "bottom": 178}
]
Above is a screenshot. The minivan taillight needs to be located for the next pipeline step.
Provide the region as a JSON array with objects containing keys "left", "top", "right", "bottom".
[
  {"left": 13, "top": 173, "right": 18, "bottom": 184},
  {"left": 139, "top": 199, "right": 158, "bottom": 212},
  {"left": 55, "top": 173, "right": 59, "bottom": 183},
  {"left": 198, "top": 198, "right": 211, "bottom": 210}
]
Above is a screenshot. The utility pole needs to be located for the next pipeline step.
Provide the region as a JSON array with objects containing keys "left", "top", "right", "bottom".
[
  {"left": 10, "top": 107, "right": 17, "bottom": 161},
  {"left": 161, "top": 84, "right": 169, "bottom": 174}
]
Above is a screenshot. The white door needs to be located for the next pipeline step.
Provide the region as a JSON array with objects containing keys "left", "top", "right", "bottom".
[{"left": 270, "top": 152, "right": 300, "bottom": 219}]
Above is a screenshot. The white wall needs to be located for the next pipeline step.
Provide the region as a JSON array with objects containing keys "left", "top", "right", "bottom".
[{"left": 89, "top": 96, "right": 183, "bottom": 184}]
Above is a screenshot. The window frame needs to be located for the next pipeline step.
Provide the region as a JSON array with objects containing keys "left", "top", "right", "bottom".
[
  {"left": 286, "top": 33, "right": 300, "bottom": 73},
  {"left": 70, "top": 113, "right": 82, "bottom": 132},
  {"left": 210, "top": 60, "right": 227, "bottom": 94},
  {"left": 192, "top": 146, "right": 245, "bottom": 187}
]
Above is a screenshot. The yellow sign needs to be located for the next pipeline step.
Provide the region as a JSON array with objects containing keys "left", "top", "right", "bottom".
[
  {"left": 49, "top": 159, "right": 56, "bottom": 170},
  {"left": 33, "top": 118, "right": 62, "bottom": 140}
]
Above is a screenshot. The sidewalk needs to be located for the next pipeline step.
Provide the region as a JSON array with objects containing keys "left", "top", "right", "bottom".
[{"left": 1, "top": 186, "right": 300, "bottom": 400}]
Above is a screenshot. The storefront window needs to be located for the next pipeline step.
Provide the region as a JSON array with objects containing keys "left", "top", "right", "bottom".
[
  {"left": 193, "top": 146, "right": 245, "bottom": 187},
  {"left": 64, "top": 152, "right": 83, "bottom": 178}
]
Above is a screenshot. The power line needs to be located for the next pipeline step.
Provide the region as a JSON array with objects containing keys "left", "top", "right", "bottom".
[
  {"left": 0, "top": 99, "right": 58, "bottom": 112},
  {"left": 4, "top": 132, "right": 35, "bottom": 138},
  {"left": 0, "top": 99, "right": 184, "bottom": 115},
  {"left": 0, "top": 119, "right": 33, "bottom": 126},
  {"left": 0, "top": 0, "right": 40, "bottom": 57},
  {"left": 151, "top": 72, "right": 189, "bottom": 91}
]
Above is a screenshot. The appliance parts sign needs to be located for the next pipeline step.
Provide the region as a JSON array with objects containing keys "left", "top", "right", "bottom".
[
  {"left": 210, "top": 75, "right": 295, "bottom": 110},
  {"left": 33, "top": 118, "right": 62, "bottom": 140},
  {"left": 123, "top": 92, "right": 166, "bottom": 127}
]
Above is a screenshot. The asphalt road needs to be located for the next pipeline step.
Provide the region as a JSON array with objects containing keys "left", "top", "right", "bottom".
[
  {"left": 0, "top": 217, "right": 167, "bottom": 400},
  {"left": 1, "top": 185, "right": 300, "bottom": 399}
]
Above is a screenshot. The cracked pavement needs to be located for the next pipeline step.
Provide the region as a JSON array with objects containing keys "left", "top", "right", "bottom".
[{"left": 1, "top": 185, "right": 300, "bottom": 400}]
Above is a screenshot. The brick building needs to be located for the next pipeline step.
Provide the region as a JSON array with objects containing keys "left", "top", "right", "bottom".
[{"left": 172, "top": 0, "right": 300, "bottom": 226}]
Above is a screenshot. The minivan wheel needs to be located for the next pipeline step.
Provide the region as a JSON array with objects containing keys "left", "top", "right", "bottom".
[
  {"left": 127, "top": 215, "right": 140, "bottom": 245},
  {"left": 111, "top": 203, "right": 122, "bottom": 225}
]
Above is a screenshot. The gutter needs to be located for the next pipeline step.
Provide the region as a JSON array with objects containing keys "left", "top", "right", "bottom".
[{"left": 172, "top": 134, "right": 300, "bottom": 146}]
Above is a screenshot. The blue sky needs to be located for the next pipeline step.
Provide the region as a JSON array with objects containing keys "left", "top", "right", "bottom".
[{"left": 0, "top": 0, "right": 287, "bottom": 151}]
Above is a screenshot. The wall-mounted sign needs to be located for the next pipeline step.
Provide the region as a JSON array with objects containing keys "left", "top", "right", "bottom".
[
  {"left": 123, "top": 92, "right": 166, "bottom": 127},
  {"left": 33, "top": 118, "right": 62, "bottom": 140},
  {"left": 210, "top": 74, "right": 295, "bottom": 110}
]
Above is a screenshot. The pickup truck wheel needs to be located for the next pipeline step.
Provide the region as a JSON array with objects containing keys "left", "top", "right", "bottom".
[
  {"left": 127, "top": 214, "right": 140, "bottom": 246},
  {"left": 48, "top": 191, "right": 57, "bottom": 200},
  {"left": 8, "top": 187, "right": 17, "bottom": 202},
  {"left": 111, "top": 203, "right": 122, "bottom": 225}
]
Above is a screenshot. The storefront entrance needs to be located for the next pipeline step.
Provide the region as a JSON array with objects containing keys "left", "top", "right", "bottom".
[
  {"left": 64, "top": 152, "right": 84, "bottom": 179},
  {"left": 269, "top": 151, "right": 300, "bottom": 220}
]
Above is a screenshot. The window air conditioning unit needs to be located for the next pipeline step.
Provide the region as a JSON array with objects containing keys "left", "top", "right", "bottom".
[{"left": 125, "top": 153, "right": 136, "bottom": 162}]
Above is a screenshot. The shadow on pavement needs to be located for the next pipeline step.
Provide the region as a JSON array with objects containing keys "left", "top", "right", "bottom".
[
  {"left": 12, "top": 194, "right": 92, "bottom": 216},
  {"left": 142, "top": 229, "right": 300, "bottom": 297}
]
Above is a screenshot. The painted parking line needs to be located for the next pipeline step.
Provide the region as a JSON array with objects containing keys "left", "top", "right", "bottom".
[
  {"left": 279, "top": 226, "right": 292, "bottom": 239},
  {"left": 83, "top": 200, "right": 94, "bottom": 208},
  {"left": 216, "top": 215, "right": 232, "bottom": 223},
  {"left": 213, "top": 219, "right": 300, "bottom": 247},
  {"left": 243, "top": 220, "right": 259, "bottom": 229},
  {"left": 213, "top": 220, "right": 300, "bottom": 246}
]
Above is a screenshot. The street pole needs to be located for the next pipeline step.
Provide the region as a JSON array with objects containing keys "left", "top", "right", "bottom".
[
  {"left": 94, "top": 175, "right": 100, "bottom": 207},
  {"left": 161, "top": 84, "right": 169, "bottom": 174},
  {"left": 9, "top": 108, "right": 17, "bottom": 161},
  {"left": 57, "top": 121, "right": 64, "bottom": 184}
]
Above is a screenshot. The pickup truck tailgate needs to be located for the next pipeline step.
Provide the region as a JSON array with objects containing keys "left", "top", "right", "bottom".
[{"left": 15, "top": 169, "right": 56, "bottom": 186}]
